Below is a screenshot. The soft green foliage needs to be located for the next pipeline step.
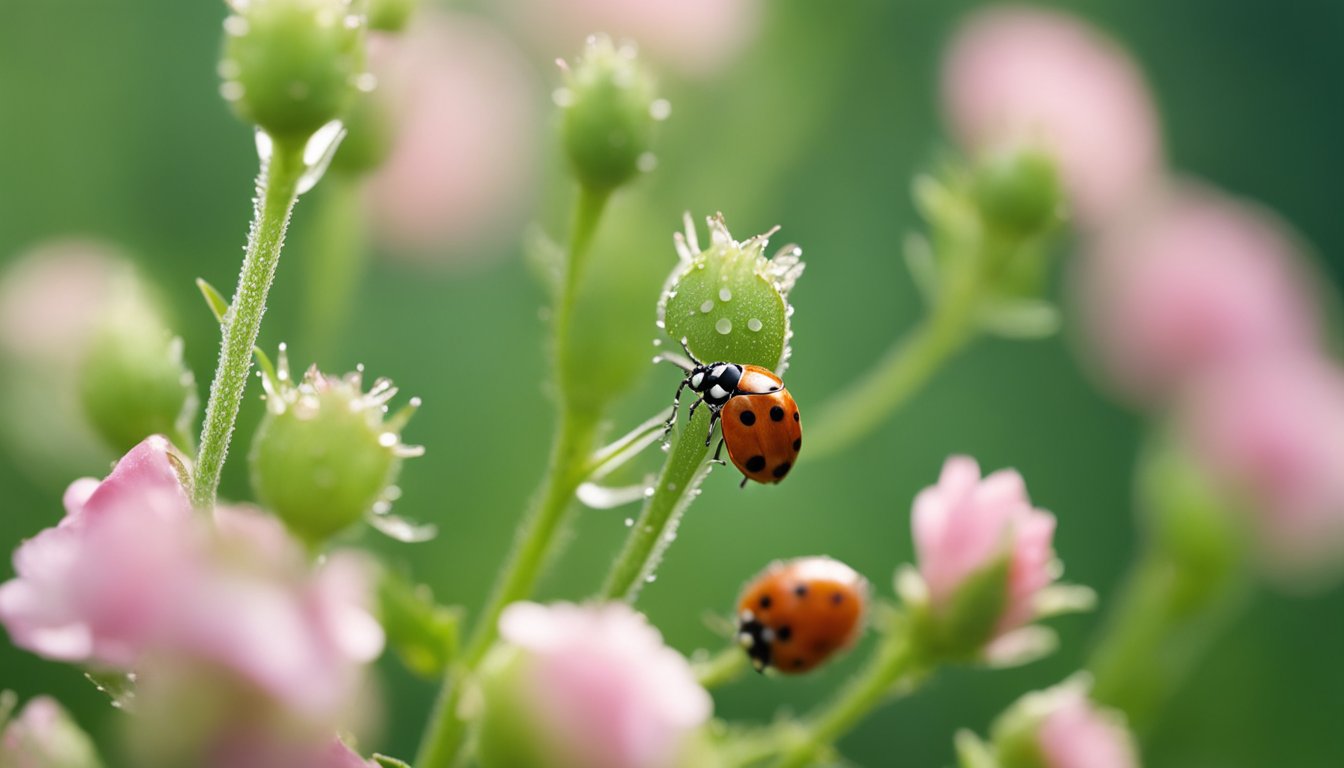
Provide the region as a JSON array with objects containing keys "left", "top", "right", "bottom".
[
  {"left": 366, "top": 0, "right": 417, "bottom": 33},
  {"left": 79, "top": 277, "right": 196, "bottom": 454},
  {"left": 972, "top": 146, "right": 1064, "bottom": 240},
  {"left": 221, "top": 0, "right": 366, "bottom": 139},
  {"left": 378, "top": 570, "right": 461, "bottom": 679},
  {"left": 559, "top": 36, "right": 659, "bottom": 193}
]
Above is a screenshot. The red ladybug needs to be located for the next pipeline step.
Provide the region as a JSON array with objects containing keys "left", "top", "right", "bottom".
[
  {"left": 735, "top": 556, "right": 868, "bottom": 674},
  {"left": 664, "top": 339, "right": 802, "bottom": 487}
]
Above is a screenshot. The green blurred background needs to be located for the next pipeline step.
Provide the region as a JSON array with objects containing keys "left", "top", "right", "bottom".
[{"left": 2, "top": 0, "right": 1342, "bottom": 765}]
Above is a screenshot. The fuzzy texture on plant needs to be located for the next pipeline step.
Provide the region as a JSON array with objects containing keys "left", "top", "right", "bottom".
[
  {"left": 0, "top": 436, "right": 383, "bottom": 726},
  {"left": 479, "top": 602, "right": 711, "bottom": 768},
  {"left": 942, "top": 5, "right": 1161, "bottom": 228},
  {"left": 1179, "top": 357, "right": 1344, "bottom": 586},
  {"left": 910, "top": 455, "right": 1060, "bottom": 659}
]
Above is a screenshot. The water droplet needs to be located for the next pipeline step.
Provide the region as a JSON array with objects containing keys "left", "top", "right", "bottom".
[
  {"left": 223, "top": 15, "right": 249, "bottom": 36},
  {"left": 217, "top": 59, "right": 241, "bottom": 79},
  {"left": 747, "top": 318, "right": 763, "bottom": 332},
  {"left": 649, "top": 98, "right": 672, "bottom": 121},
  {"left": 655, "top": 319, "right": 666, "bottom": 329},
  {"left": 625, "top": 518, "right": 634, "bottom": 527},
  {"left": 637, "top": 152, "right": 658, "bottom": 173},
  {"left": 643, "top": 487, "right": 655, "bottom": 498},
  {"left": 343, "top": 14, "right": 361, "bottom": 29},
  {"left": 661, "top": 442, "right": 671, "bottom": 453},
  {"left": 719, "top": 287, "right": 733, "bottom": 302},
  {"left": 378, "top": 432, "right": 398, "bottom": 448},
  {"left": 699, "top": 300, "right": 714, "bottom": 313},
  {"left": 652, "top": 338, "right": 662, "bottom": 347},
  {"left": 645, "top": 574, "right": 658, "bottom": 583},
  {"left": 353, "top": 72, "right": 377, "bottom": 93},
  {"left": 219, "top": 81, "right": 245, "bottom": 102},
  {"left": 715, "top": 318, "right": 733, "bottom": 334}
]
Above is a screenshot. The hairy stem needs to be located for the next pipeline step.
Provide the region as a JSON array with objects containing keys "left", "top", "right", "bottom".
[
  {"left": 414, "top": 185, "right": 611, "bottom": 768},
  {"left": 192, "top": 138, "right": 306, "bottom": 509}
]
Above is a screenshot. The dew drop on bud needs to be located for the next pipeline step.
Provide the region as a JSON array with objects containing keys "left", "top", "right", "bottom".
[
  {"left": 649, "top": 98, "right": 671, "bottom": 121},
  {"left": 719, "top": 287, "right": 733, "bottom": 302},
  {"left": 715, "top": 318, "right": 733, "bottom": 335},
  {"left": 700, "top": 300, "right": 714, "bottom": 314},
  {"left": 747, "top": 317, "right": 763, "bottom": 332}
]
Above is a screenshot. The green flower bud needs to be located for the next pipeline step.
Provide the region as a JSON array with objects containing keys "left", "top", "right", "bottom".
[
  {"left": 975, "top": 677, "right": 1139, "bottom": 768},
  {"left": 249, "top": 349, "right": 423, "bottom": 546},
  {"left": 328, "top": 82, "right": 393, "bottom": 175},
  {"left": 78, "top": 272, "right": 198, "bottom": 454},
  {"left": 659, "top": 213, "right": 804, "bottom": 371},
  {"left": 366, "top": 0, "right": 417, "bottom": 32},
  {"left": 558, "top": 36, "right": 666, "bottom": 192},
  {"left": 972, "top": 145, "right": 1063, "bottom": 239},
  {"left": 907, "top": 556, "right": 1010, "bottom": 661},
  {"left": 220, "top": 0, "right": 368, "bottom": 141}
]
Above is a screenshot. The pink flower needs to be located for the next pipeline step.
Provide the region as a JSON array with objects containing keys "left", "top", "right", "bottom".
[
  {"left": 493, "top": 601, "right": 711, "bottom": 768},
  {"left": 0, "top": 436, "right": 383, "bottom": 726},
  {"left": 1036, "top": 683, "right": 1139, "bottom": 768},
  {"left": 912, "top": 456, "right": 1058, "bottom": 642},
  {"left": 201, "top": 734, "right": 376, "bottom": 768},
  {"left": 0, "top": 695, "right": 103, "bottom": 768},
  {"left": 507, "top": 0, "right": 761, "bottom": 77},
  {"left": 942, "top": 5, "right": 1162, "bottom": 228},
  {"left": 1180, "top": 358, "right": 1344, "bottom": 584},
  {"left": 364, "top": 13, "right": 539, "bottom": 259},
  {"left": 1075, "top": 181, "right": 1319, "bottom": 407}
]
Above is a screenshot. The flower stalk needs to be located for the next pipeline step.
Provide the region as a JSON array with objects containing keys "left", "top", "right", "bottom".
[{"left": 192, "top": 137, "right": 306, "bottom": 510}]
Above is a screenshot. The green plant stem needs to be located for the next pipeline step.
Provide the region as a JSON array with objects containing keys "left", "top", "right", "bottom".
[
  {"left": 192, "top": 138, "right": 306, "bottom": 510},
  {"left": 806, "top": 274, "right": 980, "bottom": 459},
  {"left": 301, "top": 173, "right": 366, "bottom": 362},
  {"left": 1087, "top": 545, "right": 1250, "bottom": 733},
  {"left": 772, "top": 629, "right": 925, "bottom": 768},
  {"left": 600, "top": 406, "right": 713, "bottom": 601},
  {"left": 414, "top": 185, "right": 610, "bottom": 768},
  {"left": 695, "top": 643, "right": 751, "bottom": 690}
]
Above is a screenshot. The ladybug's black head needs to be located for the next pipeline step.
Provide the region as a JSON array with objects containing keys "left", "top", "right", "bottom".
[
  {"left": 737, "top": 610, "right": 772, "bottom": 673},
  {"left": 687, "top": 362, "right": 743, "bottom": 407}
]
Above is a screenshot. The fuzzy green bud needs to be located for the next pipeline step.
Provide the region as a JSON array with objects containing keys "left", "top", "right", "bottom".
[
  {"left": 908, "top": 556, "right": 1010, "bottom": 661},
  {"left": 250, "top": 353, "right": 421, "bottom": 545},
  {"left": 973, "top": 145, "right": 1063, "bottom": 239},
  {"left": 558, "top": 36, "right": 665, "bottom": 193},
  {"left": 659, "top": 214, "right": 803, "bottom": 372},
  {"left": 220, "top": 0, "right": 367, "bottom": 141},
  {"left": 78, "top": 274, "right": 197, "bottom": 454},
  {"left": 367, "top": 0, "right": 417, "bottom": 32}
]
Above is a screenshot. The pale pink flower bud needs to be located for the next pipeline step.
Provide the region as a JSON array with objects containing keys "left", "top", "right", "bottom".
[
  {"left": 364, "top": 14, "right": 540, "bottom": 259},
  {"left": 911, "top": 456, "right": 1059, "bottom": 657},
  {"left": 1180, "top": 357, "right": 1344, "bottom": 585},
  {"left": 1075, "top": 181, "right": 1319, "bottom": 407},
  {"left": 0, "top": 695, "right": 104, "bottom": 768},
  {"left": 1035, "top": 682, "right": 1140, "bottom": 768},
  {"left": 509, "top": 0, "right": 761, "bottom": 77},
  {"left": 942, "top": 6, "right": 1162, "bottom": 228},
  {"left": 481, "top": 601, "right": 711, "bottom": 768}
]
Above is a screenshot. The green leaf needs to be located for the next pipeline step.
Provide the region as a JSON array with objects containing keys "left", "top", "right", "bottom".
[
  {"left": 378, "top": 569, "right": 462, "bottom": 678},
  {"left": 196, "top": 277, "right": 230, "bottom": 323}
]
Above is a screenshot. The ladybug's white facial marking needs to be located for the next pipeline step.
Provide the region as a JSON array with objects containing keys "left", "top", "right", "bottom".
[
  {"left": 690, "top": 371, "right": 705, "bottom": 389},
  {"left": 709, "top": 384, "right": 730, "bottom": 401}
]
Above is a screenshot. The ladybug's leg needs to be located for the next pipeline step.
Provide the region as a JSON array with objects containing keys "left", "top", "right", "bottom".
[
  {"left": 712, "top": 437, "right": 728, "bottom": 465},
  {"left": 704, "top": 410, "right": 720, "bottom": 447},
  {"left": 678, "top": 337, "right": 702, "bottom": 366},
  {"left": 663, "top": 378, "right": 691, "bottom": 435},
  {"left": 739, "top": 474, "right": 749, "bottom": 489}
]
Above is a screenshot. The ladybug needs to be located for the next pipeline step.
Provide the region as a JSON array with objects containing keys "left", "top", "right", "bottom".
[
  {"left": 664, "top": 339, "right": 802, "bottom": 487},
  {"left": 736, "top": 557, "right": 868, "bottom": 674}
]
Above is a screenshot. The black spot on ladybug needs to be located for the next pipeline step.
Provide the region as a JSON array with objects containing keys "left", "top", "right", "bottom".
[
  {"left": 770, "top": 405, "right": 785, "bottom": 421},
  {"left": 794, "top": 584, "right": 808, "bottom": 598},
  {"left": 739, "top": 410, "right": 756, "bottom": 426},
  {"left": 793, "top": 411, "right": 800, "bottom": 422},
  {"left": 776, "top": 625, "right": 793, "bottom": 642},
  {"left": 793, "top": 658, "right": 805, "bottom": 669},
  {"left": 746, "top": 455, "right": 766, "bottom": 472},
  {"left": 831, "top": 592, "right": 844, "bottom": 605},
  {"left": 759, "top": 595, "right": 772, "bottom": 609},
  {"left": 793, "top": 438, "right": 802, "bottom": 452},
  {"left": 773, "top": 462, "right": 792, "bottom": 479}
]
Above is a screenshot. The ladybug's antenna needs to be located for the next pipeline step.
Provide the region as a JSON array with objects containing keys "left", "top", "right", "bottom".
[{"left": 653, "top": 337, "right": 698, "bottom": 372}]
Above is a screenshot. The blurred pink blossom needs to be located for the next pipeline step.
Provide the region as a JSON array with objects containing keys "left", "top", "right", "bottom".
[
  {"left": 201, "top": 734, "right": 375, "bottom": 768},
  {"left": 364, "top": 14, "right": 539, "bottom": 259},
  {"left": 942, "top": 5, "right": 1162, "bottom": 228},
  {"left": 0, "top": 436, "right": 382, "bottom": 726},
  {"left": 913, "top": 456, "right": 1057, "bottom": 640},
  {"left": 1035, "top": 682, "right": 1139, "bottom": 768},
  {"left": 508, "top": 0, "right": 761, "bottom": 77},
  {"left": 0, "top": 695, "right": 103, "bottom": 768},
  {"left": 1075, "top": 182, "right": 1319, "bottom": 407},
  {"left": 497, "top": 601, "right": 711, "bottom": 768},
  {"left": 1180, "top": 358, "right": 1344, "bottom": 583}
]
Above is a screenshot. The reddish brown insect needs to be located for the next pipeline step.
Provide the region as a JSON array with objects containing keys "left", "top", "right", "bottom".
[{"left": 736, "top": 557, "right": 868, "bottom": 674}]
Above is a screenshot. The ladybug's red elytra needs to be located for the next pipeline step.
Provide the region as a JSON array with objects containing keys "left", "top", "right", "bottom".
[
  {"left": 736, "top": 556, "right": 868, "bottom": 674},
  {"left": 663, "top": 339, "right": 802, "bottom": 487}
]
